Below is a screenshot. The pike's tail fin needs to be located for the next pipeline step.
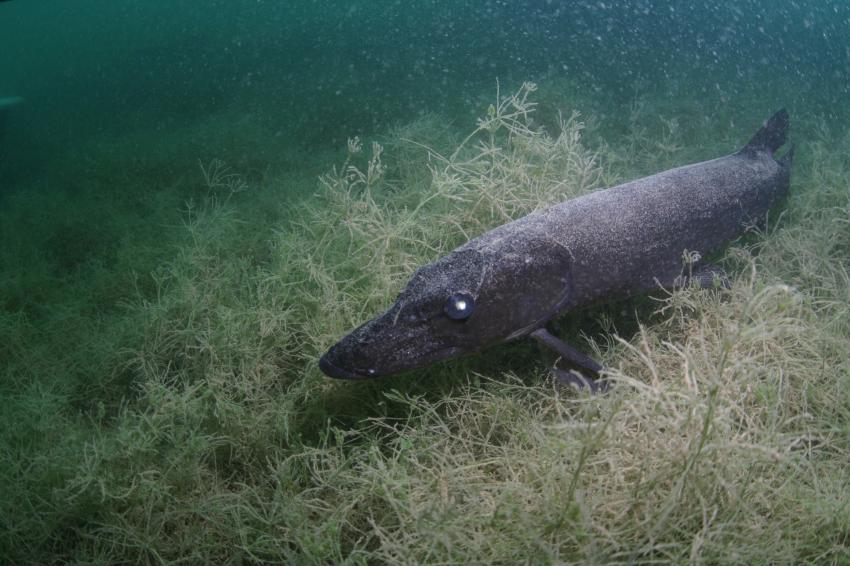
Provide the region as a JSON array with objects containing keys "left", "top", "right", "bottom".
[
  {"left": 740, "top": 109, "right": 789, "bottom": 157},
  {"left": 778, "top": 143, "right": 795, "bottom": 171}
]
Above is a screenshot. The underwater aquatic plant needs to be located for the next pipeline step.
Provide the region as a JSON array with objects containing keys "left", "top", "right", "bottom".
[{"left": 1, "top": 81, "right": 848, "bottom": 563}]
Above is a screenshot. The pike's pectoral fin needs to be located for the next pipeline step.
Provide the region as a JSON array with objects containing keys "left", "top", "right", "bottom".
[
  {"left": 531, "top": 327, "right": 608, "bottom": 393},
  {"left": 531, "top": 327, "right": 602, "bottom": 373},
  {"left": 673, "top": 263, "right": 730, "bottom": 290},
  {"left": 552, "top": 368, "right": 608, "bottom": 393}
]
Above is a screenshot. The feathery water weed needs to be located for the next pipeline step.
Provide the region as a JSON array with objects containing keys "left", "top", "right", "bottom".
[{"left": 1, "top": 83, "right": 848, "bottom": 563}]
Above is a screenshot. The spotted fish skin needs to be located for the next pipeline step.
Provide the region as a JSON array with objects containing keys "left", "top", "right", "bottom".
[{"left": 320, "top": 110, "right": 793, "bottom": 381}]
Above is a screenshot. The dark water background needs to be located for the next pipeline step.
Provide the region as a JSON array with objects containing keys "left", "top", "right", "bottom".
[{"left": 1, "top": 0, "right": 848, "bottom": 188}]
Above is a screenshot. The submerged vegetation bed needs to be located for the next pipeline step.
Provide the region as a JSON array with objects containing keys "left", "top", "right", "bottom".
[{"left": 1, "top": 82, "right": 848, "bottom": 563}]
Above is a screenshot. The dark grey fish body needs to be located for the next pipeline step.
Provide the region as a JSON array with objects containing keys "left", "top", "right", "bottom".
[
  {"left": 481, "top": 143, "right": 791, "bottom": 313},
  {"left": 320, "top": 110, "right": 793, "bottom": 381}
]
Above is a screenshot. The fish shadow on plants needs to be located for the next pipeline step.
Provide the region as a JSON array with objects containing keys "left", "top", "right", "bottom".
[{"left": 305, "top": 291, "right": 672, "bottom": 444}]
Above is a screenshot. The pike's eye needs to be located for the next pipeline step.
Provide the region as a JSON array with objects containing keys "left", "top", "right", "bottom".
[{"left": 444, "top": 292, "right": 475, "bottom": 321}]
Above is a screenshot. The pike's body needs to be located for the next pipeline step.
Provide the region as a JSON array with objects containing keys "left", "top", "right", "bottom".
[{"left": 320, "top": 110, "right": 793, "bottom": 383}]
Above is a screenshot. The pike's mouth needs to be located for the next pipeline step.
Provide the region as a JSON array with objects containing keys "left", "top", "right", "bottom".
[
  {"left": 318, "top": 354, "right": 377, "bottom": 380},
  {"left": 318, "top": 344, "right": 464, "bottom": 380}
]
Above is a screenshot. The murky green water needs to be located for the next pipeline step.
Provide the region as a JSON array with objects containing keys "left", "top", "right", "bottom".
[
  {"left": 1, "top": 2, "right": 848, "bottom": 562},
  {"left": 1, "top": 1, "right": 847, "bottom": 180}
]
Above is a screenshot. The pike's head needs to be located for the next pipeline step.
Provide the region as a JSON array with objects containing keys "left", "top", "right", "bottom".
[{"left": 319, "top": 244, "right": 571, "bottom": 380}]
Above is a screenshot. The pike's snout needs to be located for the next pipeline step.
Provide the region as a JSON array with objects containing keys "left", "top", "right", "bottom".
[{"left": 318, "top": 345, "right": 378, "bottom": 380}]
